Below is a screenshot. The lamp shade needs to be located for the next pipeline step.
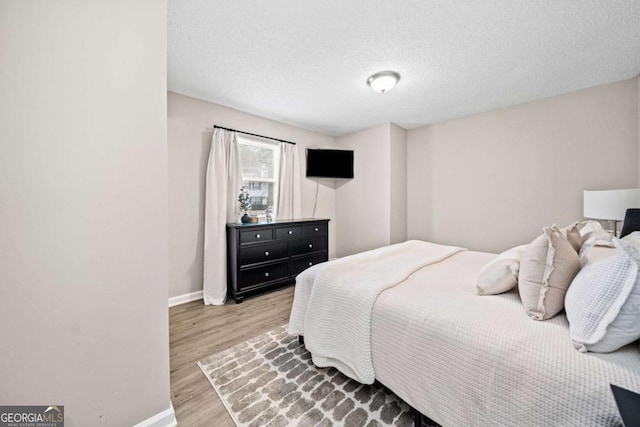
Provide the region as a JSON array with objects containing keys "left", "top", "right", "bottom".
[{"left": 583, "top": 189, "right": 640, "bottom": 221}]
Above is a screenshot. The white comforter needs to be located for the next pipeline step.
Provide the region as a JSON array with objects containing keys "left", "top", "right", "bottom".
[
  {"left": 372, "top": 250, "right": 640, "bottom": 426},
  {"left": 288, "top": 240, "right": 465, "bottom": 384},
  {"left": 290, "top": 244, "right": 640, "bottom": 426}
]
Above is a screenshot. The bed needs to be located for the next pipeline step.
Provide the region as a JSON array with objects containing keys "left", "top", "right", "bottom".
[{"left": 288, "top": 241, "right": 640, "bottom": 426}]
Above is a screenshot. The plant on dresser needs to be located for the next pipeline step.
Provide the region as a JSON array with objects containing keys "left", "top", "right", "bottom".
[{"left": 226, "top": 218, "right": 330, "bottom": 303}]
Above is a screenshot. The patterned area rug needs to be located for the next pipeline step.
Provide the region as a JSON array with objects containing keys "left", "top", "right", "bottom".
[{"left": 198, "top": 325, "right": 437, "bottom": 426}]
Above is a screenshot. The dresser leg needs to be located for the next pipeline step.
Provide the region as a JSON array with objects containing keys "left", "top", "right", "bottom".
[
  {"left": 298, "top": 336, "right": 304, "bottom": 345},
  {"left": 234, "top": 296, "right": 244, "bottom": 304}
]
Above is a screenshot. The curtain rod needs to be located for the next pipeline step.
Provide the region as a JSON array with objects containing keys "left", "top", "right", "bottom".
[{"left": 213, "top": 125, "right": 296, "bottom": 145}]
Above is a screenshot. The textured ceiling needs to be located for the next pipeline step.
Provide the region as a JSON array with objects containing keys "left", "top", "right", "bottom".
[{"left": 168, "top": 1, "right": 640, "bottom": 137}]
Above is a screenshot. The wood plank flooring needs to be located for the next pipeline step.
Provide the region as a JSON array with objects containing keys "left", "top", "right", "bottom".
[{"left": 169, "top": 286, "right": 295, "bottom": 426}]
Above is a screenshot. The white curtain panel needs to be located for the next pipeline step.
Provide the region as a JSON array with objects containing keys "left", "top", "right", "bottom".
[
  {"left": 276, "top": 143, "right": 302, "bottom": 220},
  {"left": 203, "top": 129, "right": 242, "bottom": 305}
]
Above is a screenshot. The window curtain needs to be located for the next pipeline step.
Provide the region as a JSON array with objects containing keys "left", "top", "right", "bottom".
[
  {"left": 203, "top": 129, "right": 242, "bottom": 305},
  {"left": 276, "top": 143, "right": 302, "bottom": 220}
]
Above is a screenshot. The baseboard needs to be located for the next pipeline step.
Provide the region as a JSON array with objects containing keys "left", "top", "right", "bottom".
[
  {"left": 133, "top": 403, "right": 177, "bottom": 427},
  {"left": 168, "top": 290, "right": 203, "bottom": 307}
]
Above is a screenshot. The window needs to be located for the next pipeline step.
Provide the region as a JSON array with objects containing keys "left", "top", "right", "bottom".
[{"left": 238, "top": 136, "right": 280, "bottom": 217}]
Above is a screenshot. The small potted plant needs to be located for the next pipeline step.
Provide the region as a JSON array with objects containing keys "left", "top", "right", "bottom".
[
  {"left": 265, "top": 206, "right": 273, "bottom": 223},
  {"left": 238, "top": 186, "right": 252, "bottom": 223}
]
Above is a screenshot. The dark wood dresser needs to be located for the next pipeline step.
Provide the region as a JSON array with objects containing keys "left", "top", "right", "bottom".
[{"left": 226, "top": 218, "right": 330, "bottom": 303}]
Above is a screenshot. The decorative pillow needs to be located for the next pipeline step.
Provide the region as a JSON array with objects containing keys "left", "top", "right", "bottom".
[
  {"left": 559, "top": 222, "right": 582, "bottom": 252},
  {"left": 565, "top": 239, "right": 640, "bottom": 353},
  {"left": 579, "top": 245, "right": 617, "bottom": 267},
  {"left": 579, "top": 231, "right": 614, "bottom": 266},
  {"left": 476, "top": 245, "right": 528, "bottom": 296},
  {"left": 518, "top": 227, "right": 581, "bottom": 320}
]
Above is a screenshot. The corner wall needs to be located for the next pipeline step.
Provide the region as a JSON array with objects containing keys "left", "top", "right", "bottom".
[
  {"left": 407, "top": 78, "right": 639, "bottom": 253},
  {"left": 390, "top": 124, "right": 408, "bottom": 244},
  {"left": 335, "top": 124, "right": 391, "bottom": 257},
  {"left": 0, "top": 1, "right": 171, "bottom": 425},
  {"left": 168, "top": 92, "right": 337, "bottom": 298},
  {"left": 334, "top": 123, "right": 408, "bottom": 257}
]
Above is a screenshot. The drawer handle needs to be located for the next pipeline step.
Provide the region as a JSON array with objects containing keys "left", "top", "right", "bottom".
[
  {"left": 265, "top": 251, "right": 270, "bottom": 256},
  {"left": 314, "top": 227, "right": 319, "bottom": 232},
  {"left": 256, "top": 234, "right": 261, "bottom": 239},
  {"left": 308, "top": 262, "right": 313, "bottom": 266},
  {"left": 265, "top": 272, "right": 270, "bottom": 277},
  {"left": 288, "top": 230, "right": 293, "bottom": 235},
  {"left": 308, "top": 244, "right": 313, "bottom": 249}
]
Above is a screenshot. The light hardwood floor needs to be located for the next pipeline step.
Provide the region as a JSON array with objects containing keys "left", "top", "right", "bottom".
[{"left": 169, "top": 286, "right": 295, "bottom": 426}]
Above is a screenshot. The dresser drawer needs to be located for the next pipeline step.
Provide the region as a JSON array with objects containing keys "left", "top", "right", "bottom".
[
  {"left": 239, "top": 228, "right": 273, "bottom": 245},
  {"left": 304, "top": 223, "right": 327, "bottom": 236},
  {"left": 239, "top": 241, "right": 288, "bottom": 267},
  {"left": 275, "top": 225, "right": 303, "bottom": 240},
  {"left": 291, "top": 236, "right": 326, "bottom": 256},
  {"left": 291, "top": 254, "right": 328, "bottom": 276},
  {"left": 239, "top": 261, "right": 289, "bottom": 289}
]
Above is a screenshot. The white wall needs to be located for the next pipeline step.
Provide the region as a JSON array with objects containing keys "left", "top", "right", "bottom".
[
  {"left": 168, "top": 92, "right": 337, "bottom": 298},
  {"left": 407, "top": 78, "right": 639, "bottom": 253},
  {"left": 390, "top": 124, "right": 408, "bottom": 244},
  {"left": 335, "top": 124, "right": 392, "bottom": 257},
  {"left": 334, "top": 123, "right": 409, "bottom": 256},
  {"left": 0, "top": 1, "right": 171, "bottom": 426}
]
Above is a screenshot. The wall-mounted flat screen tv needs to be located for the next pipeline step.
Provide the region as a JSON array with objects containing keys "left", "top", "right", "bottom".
[{"left": 306, "top": 149, "right": 354, "bottom": 179}]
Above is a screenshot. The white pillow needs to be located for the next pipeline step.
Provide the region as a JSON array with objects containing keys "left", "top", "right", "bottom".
[
  {"left": 565, "top": 239, "right": 640, "bottom": 353},
  {"left": 622, "top": 231, "right": 640, "bottom": 251},
  {"left": 476, "top": 245, "right": 528, "bottom": 295},
  {"left": 578, "top": 220, "right": 605, "bottom": 240}
]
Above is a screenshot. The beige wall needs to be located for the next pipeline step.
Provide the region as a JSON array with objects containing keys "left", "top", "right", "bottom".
[
  {"left": 0, "top": 1, "right": 171, "bottom": 426},
  {"left": 334, "top": 123, "right": 410, "bottom": 256},
  {"left": 407, "top": 78, "right": 639, "bottom": 253},
  {"left": 168, "top": 92, "right": 337, "bottom": 298},
  {"left": 390, "top": 124, "right": 408, "bottom": 244},
  {"left": 335, "top": 124, "right": 392, "bottom": 257}
]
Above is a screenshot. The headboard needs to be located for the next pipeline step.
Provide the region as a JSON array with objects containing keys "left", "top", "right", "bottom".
[{"left": 619, "top": 209, "right": 640, "bottom": 238}]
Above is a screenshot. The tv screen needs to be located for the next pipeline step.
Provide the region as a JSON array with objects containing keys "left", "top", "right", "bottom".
[{"left": 306, "top": 149, "right": 354, "bottom": 179}]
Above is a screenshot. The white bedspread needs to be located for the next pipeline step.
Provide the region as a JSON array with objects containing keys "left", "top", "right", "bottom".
[
  {"left": 372, "top": 251, "right": 640, "bottom": 427},
  {"left": 288, "top": 240, "right": 465, "bottom": 384}
]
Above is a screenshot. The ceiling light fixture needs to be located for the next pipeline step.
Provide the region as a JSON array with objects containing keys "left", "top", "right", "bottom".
[{"left": 367, "top": 71, "right": 401, "bottom": 93}]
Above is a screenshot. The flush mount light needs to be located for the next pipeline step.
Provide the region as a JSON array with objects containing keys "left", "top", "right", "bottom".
[{"left": 367, "top": 71, "right": 401, "bottom": 93}]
